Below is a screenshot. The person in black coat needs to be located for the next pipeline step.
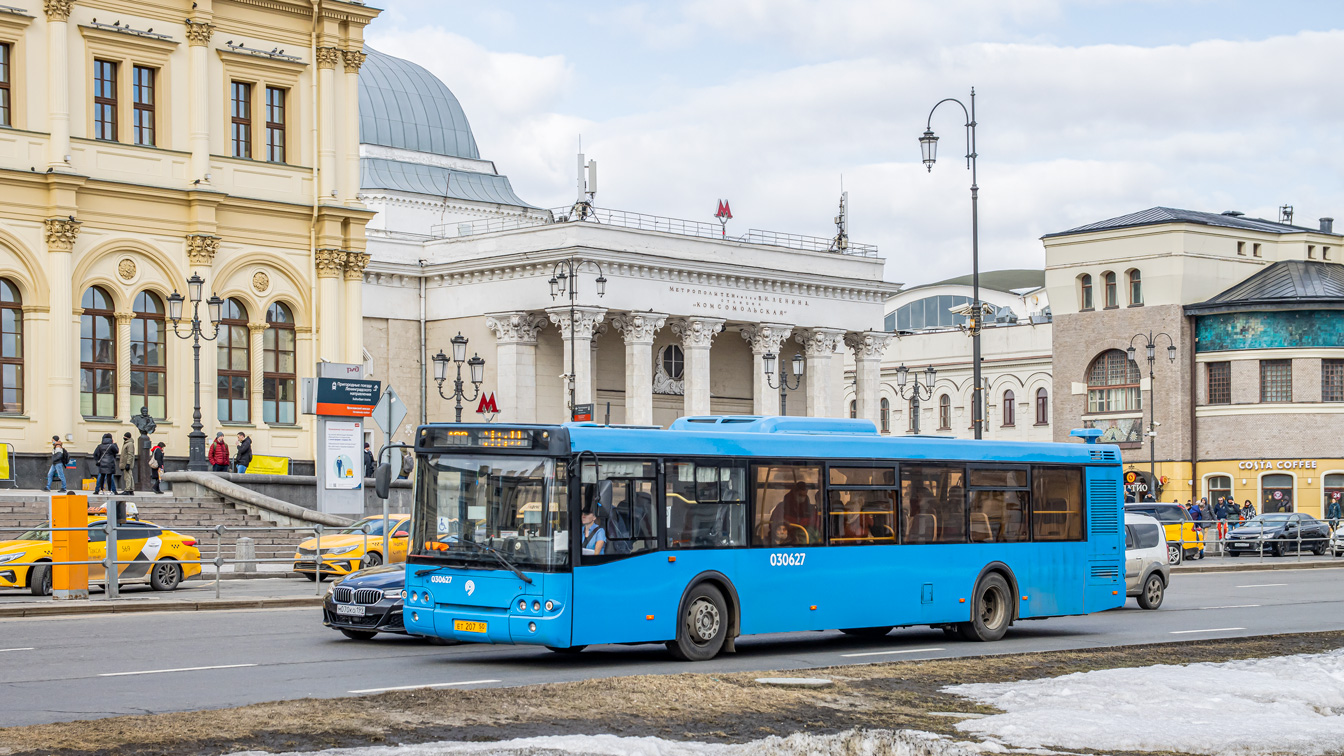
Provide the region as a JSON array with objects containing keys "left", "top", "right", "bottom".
[
  {"left": 92, "top": 432, "right": 119, "bottom": 494},
  {"left": 234, "top": 432, "right": 253, "bottom": 474},
  {"left": 363, "top": 442, "right": 375, "bottom": 479},
  {"left": 151, "top": 441, "right": 166, "bottom": 494}
]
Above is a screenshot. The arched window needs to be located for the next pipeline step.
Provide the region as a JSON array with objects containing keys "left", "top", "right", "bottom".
[
  {"left": 217, "top": 298, "right": 250, "bottom": 423},
  {"left": 662, "top": 344, "right": 684, "bottom": 380},
  {"left": 1002, "top": 389, "right": 1016, "bottom": 426},
  {"left": 848, "top": 400, "right": 856, "bottom": 419},
  {"left": 1103, "top": 271, "right": 1117, "bottom": 308},
  {"left": 1128, "top": 269, "right": 1143, "bottom": 306},
  {"left": 879, "top": 397, "right": 890, "bottom": 434},
  {"left": 908, "top": 397, "right": 918, "bottom": 432},
  {"left": 938, "top": 394, "right": 951, "bottom": 430},
  {"left": 263, "top": 302, "right": 297, "bottom": 424},
  {"left": 1079, "top": 274, "right": 1093, "bottom": 311},
  {"left": 1035, "top": 387, "right": 1049, "bottom": 425},
  {"left": 1207, "top": 475, "right": 1232, "bottom": 507},
  {"left": 1087, "top": 350, "right": 1141, "bottom": 413},
  {"left": 130, "top": 291, "right": 167, "bottom": 418},
  {"left": 80, "top": 286, "right": 116, "bottom": 417},
  {"left": 0, "top": 279, "right": 21, "bottom": 413}
]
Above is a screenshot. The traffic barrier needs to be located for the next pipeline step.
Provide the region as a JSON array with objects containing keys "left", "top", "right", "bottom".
[{"left": 1163, "top": 517, "right": 1339, "bottom": 566}]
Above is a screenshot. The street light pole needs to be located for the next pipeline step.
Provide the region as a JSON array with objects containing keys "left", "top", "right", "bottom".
[
  {"left": 921, "top": 88, "right": 983, "bottom": 439},
  {"left": 1128, "top": 331, "right": 1177, "bottom": 493},
  {"left": 433, "top": 332, "right": 486, "bottom": 423},
  {"left": 893, "top": 364, "right": 937, "bottom": 434},
  {"left": 548, "top": 257, "right": 606, "bottom": 417},
  {"left": 761, "top": 351, "right": 805, "bottom": 415},
  {"left": 166, "top": 273, "right": 222, "bottom": 471}
]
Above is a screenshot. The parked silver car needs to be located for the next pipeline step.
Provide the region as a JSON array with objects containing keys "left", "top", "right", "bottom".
[{"left": 1125, "top": 512, "right": 1170, "bottom": 610}]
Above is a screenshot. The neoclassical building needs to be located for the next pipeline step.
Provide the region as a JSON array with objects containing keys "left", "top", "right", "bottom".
[{"left": 0, "top": 0, "right": 378, "bottom": 481}]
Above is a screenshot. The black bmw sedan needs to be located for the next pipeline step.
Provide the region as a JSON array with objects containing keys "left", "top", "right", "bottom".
[
  {"left": 1225, "top": 513, "right": 1331, "bottom": 557},
  {"left": 323, "top": 564, "right": 409, "bottom": 640}
]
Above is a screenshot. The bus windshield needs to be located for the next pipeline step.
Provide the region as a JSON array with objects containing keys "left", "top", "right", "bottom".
[{"left": 413, "top": 455, "right": 568, "bottom": 570}]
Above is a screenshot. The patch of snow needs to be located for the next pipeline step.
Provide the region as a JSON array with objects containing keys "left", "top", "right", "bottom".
[{"left": 948, "top": 648, "right": 1344, "bottom": 755}]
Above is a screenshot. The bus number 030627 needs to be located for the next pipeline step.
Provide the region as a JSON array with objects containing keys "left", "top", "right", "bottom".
[{"left": 769, "top": 552, "right": 806, "bottom": 566}]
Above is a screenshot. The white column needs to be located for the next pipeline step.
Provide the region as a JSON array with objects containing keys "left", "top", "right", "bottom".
[
  {"left": 739, "top": 323, "right": 792, "bottom": 416},
  {"left": 546, "top": 306, "right": 605, "bottom": 412},
  {"left": 795, "top": 328, "right": 845, "bottom": 417},
  {"left": 185, "top": 20, "right": 215, "bottom": 182},
  {"left": 45, "top": 1, "right": 72, "bottom": 170},
  {"left": 611, "top": 312, "right": 667, "bottom": 426},
  {"left": 316, "top": 47, "right": 341, "bottom": 201},
  {"left": 485, "top": 312, "right": 547, "bottom": 423},
  {"left": 342, "top": 50, "right": 366, "bottom": 206},
  {"left": 315, "top": 249, "right": 345, "bottom": 362},
  {"left": 342, "top": 253, "right": 369, "bottom": 364},
  {"left": 672, "top": 317, "right": 725, "bottom": 417},
  {"left": 115, "top": 312, "right": 134, "bottom": 417},
  {"left": 248, "top": 322, "right": 266, "bottom": 424},
  {"left": 845, "top": 331, "right": 894, "bottom": 428},
  {"left": 45, "top": 219, "right": 80, "bottom": 434}
]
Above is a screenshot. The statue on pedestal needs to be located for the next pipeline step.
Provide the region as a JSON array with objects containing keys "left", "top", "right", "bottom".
[{"left": 131, "top": 407, "right": 157, "bottom": 490}]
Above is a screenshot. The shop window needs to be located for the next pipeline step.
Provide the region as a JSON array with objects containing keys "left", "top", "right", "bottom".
[
  {"left": 132, "top": 65, "right": 155, "bottom": 146},
  {"left": 0, "top": 278, "right": 20, "bottom": 412},
  {"left": 1086, "top": 350, "right": 1141, "bottom": 413},
  {"left": 231, "top": 81, "right": 252, "bottom": 158},
  {"left": 828, "top": 467, "right": 897, "bottom": 546},
  {"left": 1034, "top": 388, "right": 1048, "bottom": 425},
  {"left": 1103, "top": 271, "right": 1117, "bottom": 308},
  {"left": 94, "top": 59, "right": 117, "bottom": 141},
  {"left": 216, "top": 298, "right": 250, "bottom": 422},
  {"left": 1128, "top": 269, "right": 1142, "bottom": 305},
  {"left": 1079, "top": 274, "right": 1093, "bottom": 311},
  {"left": 1206, "top": 362, "right": 1231, "bottom": 404},
  {"left": 1325, "top": 474, "right": 1344, "bottom": 519},
  {"left": 939, "top": 394, "right": 951, "bottom": 430},
  {"left": 667, "top": 460, "right": 746, "bottom": 549},
  {"left": 1206, "top": 475, "right": 1232, "bottom": 510},
  {"left": 968, "top": 467, "right": 1029, "bottom": 543},
  {"left": 901, "top": 463, "right": 966, "bottom": 544},
  {"left": 753, "top": 464, "right": 821, "bottom": 546},
  {"left": 1324, "top": 360, "right": 1344, "bottom": 402},
  {"left": 263, "top": 301, "right": 296, "bottom": 423},
  {"left": 1032, "top": 466, "right": 1084, "bottom": 541},
  {"left": 130, "top": 291, "right": 167, "bottom": 419},
  {"left": 0, "top": 43, "right": 11, "bottom": 127},
  {"left": 1262, "top": 473, "right": 1294, "bottom": 513},
  {"left": 1002, "top": 390, "right": 1015, "bottom": 427},
  {"left": 265, "top": 86, "right": 286, "bottom": 163},
  {"left": 80, "top": 286, "right": 116, "bottom": 417},
  {"left": 1259, "top": 359, "right": 1292, "bottom": 403}
]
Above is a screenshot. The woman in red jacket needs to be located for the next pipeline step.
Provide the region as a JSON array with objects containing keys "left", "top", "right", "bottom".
[{"left": 207, "top": 432, "right": 231, "bottom": 472}]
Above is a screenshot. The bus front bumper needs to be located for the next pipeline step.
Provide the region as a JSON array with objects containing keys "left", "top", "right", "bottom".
[{"left": 403, "top": 601, "right": 569, "bottom": 647}]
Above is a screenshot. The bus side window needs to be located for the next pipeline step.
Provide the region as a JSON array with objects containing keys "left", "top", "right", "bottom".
[
  {"left": 900, "top": 464, "right": 967, "bottom": 544},
  {"left": 752, "top": 464, "right": 822, "bottom": 547},
  {"left": 667, "top": 460, "right": 747, "bottom": 549},
  {"left": 968, "top": 467, "right": 1030, "bottom": 543},
  {"left": 1032, "top": 466, "right": 1084, "bottom": 541}
]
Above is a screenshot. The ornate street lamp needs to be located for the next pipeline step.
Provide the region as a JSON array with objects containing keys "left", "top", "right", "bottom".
[
  {"left": 548, "top": 257, "right": 606, "bottom": 418},
  {"left": 894, "top": 364, "right": 938, "bottom": 434},
  {"left": 433, "top": 332, "right": 485, "bottom": 423},
  {"left": 1129, "top": 331, "right": 1178, "bottom": 491},
  {"left": 166, "top": 272, "right": 223, "bottom": 471},
  {"left": 762, "top": 351, "right": 805, "bottom": 415}
]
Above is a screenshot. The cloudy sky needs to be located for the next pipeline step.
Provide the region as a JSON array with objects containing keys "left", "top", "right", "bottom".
[{"left": 366, "top": 1, "right": 1344, "bottom": 286}]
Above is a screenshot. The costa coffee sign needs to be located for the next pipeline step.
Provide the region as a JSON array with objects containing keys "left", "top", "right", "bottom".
[{"left": 1238, "top": 460, "right": 1319, "bottom": 470}]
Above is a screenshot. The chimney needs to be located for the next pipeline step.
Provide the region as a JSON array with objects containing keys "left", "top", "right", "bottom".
[{"left": 1321, "top": 217, "right": 1334, "bottom": 234}]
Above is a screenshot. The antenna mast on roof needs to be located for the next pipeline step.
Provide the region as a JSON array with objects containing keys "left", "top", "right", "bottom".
[
  {"left": 570, "top": 136, "right": 597, "bottom": 221},
  {"left": 1280, "top": 204, "right": 1294, "bottom": 224},
  {"left": 829, "top": 186, "right": 849, "bottom": 253}
]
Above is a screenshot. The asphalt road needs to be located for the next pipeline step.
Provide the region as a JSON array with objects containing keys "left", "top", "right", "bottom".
[{"left": 1, "top": 567, "right": 1342, "bottom": 727}]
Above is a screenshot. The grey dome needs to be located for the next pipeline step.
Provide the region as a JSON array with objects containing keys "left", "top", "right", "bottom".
[{"left": 359, "top": 47, "right": 479, "bottom": 159}]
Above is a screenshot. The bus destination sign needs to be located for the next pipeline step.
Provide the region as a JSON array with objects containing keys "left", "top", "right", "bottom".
[{"left": 434, "top": 428, "right": 539, "bottom": 449}]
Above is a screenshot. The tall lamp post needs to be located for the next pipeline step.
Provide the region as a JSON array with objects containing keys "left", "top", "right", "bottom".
[
  {"left": 547, "top": 257, "right": 606, "bottom": 416},
  {"left": 893, "top": 364, "right": 937, "bottom": 434},
  {"left": 920, "top": 88, "right": 985, "bottom": 439},
  {"left": 1128, "top": 331, "right": 1177, "bottom": 491},
  {"left": 166, "top": 273, "right": 222, "bottom": 471},
  {"left": 761, "top": 351, "right": 804, "bottom": 415},
  {"left": 433, "top": 332, "right": 486, "bottom": 423}
]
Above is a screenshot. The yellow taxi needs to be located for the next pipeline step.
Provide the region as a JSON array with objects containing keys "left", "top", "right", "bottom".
[
  {"left": 0, "top": 505, "right": 203, "bottom": 596},
  {"left": 1124, "top": 503, "right": 1204, "bottom": 564},
  {"left": 292, "top": 515, "right": 410, "bottom": 581}
]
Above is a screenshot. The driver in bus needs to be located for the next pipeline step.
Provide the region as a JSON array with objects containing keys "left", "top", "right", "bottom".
[{"left": 580, "top": 507, "right": 606, "bottom": 555}]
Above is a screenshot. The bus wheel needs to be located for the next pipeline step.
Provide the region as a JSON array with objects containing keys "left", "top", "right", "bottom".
[
  {"left": 840, "top": 626, "right": 893, "bottom": 638},
  {"left": 546, "top": 645, "right": 587, "bottom": 654},
  {"left": 957, "top": 573, "right": 1011, "bottom": 642},
  {"left": 668, "top": 583, "right": 728, "bottom": 661}
]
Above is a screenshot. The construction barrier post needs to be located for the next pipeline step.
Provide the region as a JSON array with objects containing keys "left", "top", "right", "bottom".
[{"left": 50, "top": 494, "right": 88, "bottom": 600}]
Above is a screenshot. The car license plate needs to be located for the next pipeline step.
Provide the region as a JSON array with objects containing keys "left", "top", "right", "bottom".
[
  {"left": 454, "top": 619, "right": 487, "bottom": 634},
  {"left": 336, "top": 605, "right": 366, "bottom": 617},
  {"left": 1233, "top": 542, "right": 1249, "bottom": 548}
]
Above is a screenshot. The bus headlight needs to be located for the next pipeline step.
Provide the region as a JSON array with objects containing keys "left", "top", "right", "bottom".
[
  {"left": 545, "top": 600, "right": 554, "bottom": 612},
  {"left": 412, "top": 612, "right": 420, "bottom": 623},
  {"left": 528, "top": 622, "right": 537, "bottom": 633},
  {"left": 532, "top": 601, "right": 541, "bottom": 612},
  {"left": 518, "top": 599, "right": 527, "bottom": 612}
]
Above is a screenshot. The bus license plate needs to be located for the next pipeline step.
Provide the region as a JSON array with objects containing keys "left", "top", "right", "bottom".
[
  {"left": 454, "top": 619, "right": 487, "bottom": 634},
  {"left": 336, "top": 605, "right": 365, "bottom": 617}
]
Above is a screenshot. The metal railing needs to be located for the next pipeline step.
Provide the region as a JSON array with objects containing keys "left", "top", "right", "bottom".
[
  {"left": 0, "top": 520, "right": 387, "bottom": 601},
  {"left": 1164, "top": 517, "right": 1339, "bottom": 565},
  {"left": 429, "top": 206, "right": 880, "bottom": 257}
]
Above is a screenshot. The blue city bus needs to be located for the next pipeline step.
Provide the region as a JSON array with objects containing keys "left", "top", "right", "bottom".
[{"left": 400, "top": 416, "right": 1124, "bottom": 660}]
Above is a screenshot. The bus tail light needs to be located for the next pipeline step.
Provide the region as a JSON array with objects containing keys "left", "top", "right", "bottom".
[
  {"left": 959, "top": 598, "right": 966, "bottom": 603},
  {"left": 809, "top": 605, "right": 816, "bottom": 611},
  {"left": 668, "top": 556, "right": 676, "bottom": 563},
  {"left": 646, "top": 614, "right": 654, "bottom": 620}
]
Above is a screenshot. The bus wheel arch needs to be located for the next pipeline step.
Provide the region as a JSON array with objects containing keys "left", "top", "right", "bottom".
[
  {"left": 674, "top": 571, "right": 740, "bottom": 655},
  {"left": 974, "top": 562, "right": 1020, "bottom": 622}
]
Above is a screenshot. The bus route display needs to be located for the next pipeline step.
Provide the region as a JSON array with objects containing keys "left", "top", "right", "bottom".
[{"left": 431, "top": 427, "right": 539, "bottom": 449}]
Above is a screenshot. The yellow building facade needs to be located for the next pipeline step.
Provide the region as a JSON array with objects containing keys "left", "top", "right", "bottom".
[{"left": 0, "top": 0, "right": 377, "bottom": 480}]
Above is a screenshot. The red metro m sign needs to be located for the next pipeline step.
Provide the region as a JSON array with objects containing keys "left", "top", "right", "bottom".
[{"left": 714, "top": 199, "right": 732, "bottom": 238}]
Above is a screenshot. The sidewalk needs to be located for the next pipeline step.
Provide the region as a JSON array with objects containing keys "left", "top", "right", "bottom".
[
  {"left": 1172, "top": 552, "right": 1344, "bottom": 574},
  {"left": 0, "top": 576, "right": 324, "bottom": 618}
]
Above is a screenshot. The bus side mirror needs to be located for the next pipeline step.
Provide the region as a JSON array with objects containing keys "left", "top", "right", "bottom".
[{"left": 374, "top": 463, "right": 392, "bottom": 500}]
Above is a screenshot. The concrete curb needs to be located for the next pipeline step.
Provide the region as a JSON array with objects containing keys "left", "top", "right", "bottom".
[
  {"left": 0, "top": 596, "right": 321, "bottom": 618},
  {"left": 1173, "top": 559, "right": 1344, "bottom": 574}
]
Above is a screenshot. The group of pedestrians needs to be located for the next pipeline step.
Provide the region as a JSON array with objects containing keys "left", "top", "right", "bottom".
[
  {"left": 44, "top": 433, "right": 166, "bottom": 495},
  {"left": 207, "top": 432, "right": 253, "bottom": 473}
]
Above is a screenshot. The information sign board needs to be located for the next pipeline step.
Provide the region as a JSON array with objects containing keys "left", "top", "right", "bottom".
[{"left": 316, "top": 378, "right": 381, "bottom": 417}]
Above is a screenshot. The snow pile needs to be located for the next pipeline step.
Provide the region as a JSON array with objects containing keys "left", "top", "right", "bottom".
[
  {"left": 230, "top": 728, "right": 1003, "bottom": 756},
  {"left": 948, "top": 648, "right": 1344, "bottom": 755}
]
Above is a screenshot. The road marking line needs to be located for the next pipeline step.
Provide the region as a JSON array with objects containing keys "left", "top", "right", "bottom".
[
  {"left": 349, "top": 679, "right": 500, "bottom": 694},
  {"left": 0, "top": 647, "right": 34, "bottom": 653},
  {"left": 1169, "top": 627, "right": 1245, "bottom": 635},
  {"left": 1201, "top": 604, "right": 1261, "bottom": 610},
  {"left": 1236, "top": 583, "right": 1287, "bottom": 588},
  {"left": 99, "top": 663, "right": 257, "bottom": 677},
  {"left": 841, "top": 647, "right": 945, "bottom": 658}
]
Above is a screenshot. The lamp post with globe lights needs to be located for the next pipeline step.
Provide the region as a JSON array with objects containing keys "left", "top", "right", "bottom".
[
  {"left": 761, "top": 351, "right": 805, "bottom": 416},
  {"left": 166, "top": 272, "right": 222, "bottom": 471},
  {"left": 893, "top": 364, "right": 938, "bottom": 435},
  {"left": 433, "top": 332, "right": 486, "bottom": 423},
  {"left": 1128, "top": 331, "right": 1178, "bottom": 488},
  {"left": 547, "top": 257, "right": 606, "bottom": 417}
]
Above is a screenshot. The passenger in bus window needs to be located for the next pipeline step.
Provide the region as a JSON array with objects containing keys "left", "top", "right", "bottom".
[
  {"left": 580, "top": 508, "right": 606, "bottom": 555},
  {"left": 772, "top": 522, "right": 804, "bottom": 546},
  {"left": 773, "top": 480, "right": 820, "bottom": 539}
]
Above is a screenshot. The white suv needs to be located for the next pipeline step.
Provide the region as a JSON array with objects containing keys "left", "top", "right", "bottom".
[{"left": 1125, "top": 512, "right": 1171, "bottom": 610}]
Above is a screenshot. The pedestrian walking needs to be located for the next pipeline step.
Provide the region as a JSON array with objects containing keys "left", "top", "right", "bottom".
[
  {"left": 1189, "top": 499, "right": 1204, "bottom": 528},
  {"left": 119, "top": 431, "right": 137, "bottom": 494},
  {"left": 208, "top": 432, "right": 231, "bottom": 472},
  {"left": 92, "top": 433, "right": 119, "bottom": 494},
  {"left": 43, "top": 436, "right": 69, "bottom": 493},
  {"left": 398, "top": 448, "right": 414, "bottom": 480},
  {"left": 234, "top": 432, "right": 252, "bottom": 474},
  {"left": 150, "top": 441, "right": 166, "bottom": 494},
  {"left": 1242, "top": 499, "right": 1257, "bottom": 520},
  {"left": 1327, "top": 493, "right": 1342, "bottom": 531},
  {"left": 363, "top": 442, "right": 375, "bottom": 479}
]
